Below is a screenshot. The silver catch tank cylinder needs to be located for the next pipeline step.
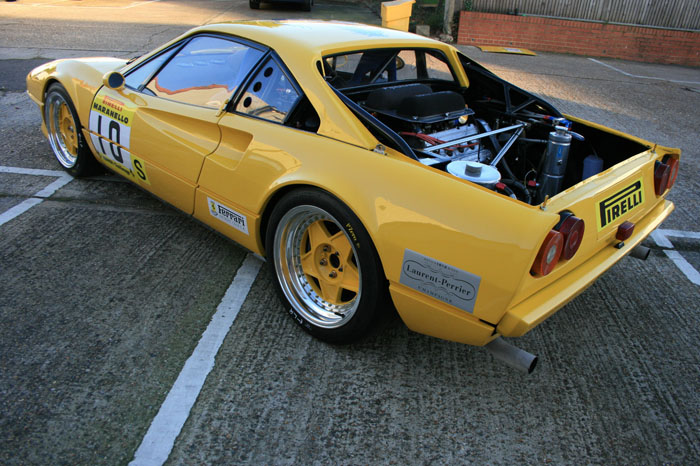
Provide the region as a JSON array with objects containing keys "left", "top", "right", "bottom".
[{"left": 536, "top": 126, "right": 572, "bottom": 203}]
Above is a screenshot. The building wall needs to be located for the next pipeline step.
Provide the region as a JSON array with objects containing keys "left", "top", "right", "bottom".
[
  {"left": 468, "top": 0, "right": 700, "bottom": 31},
  {"left": 457, "top": 11, "right": 700, "bottom": 66}
]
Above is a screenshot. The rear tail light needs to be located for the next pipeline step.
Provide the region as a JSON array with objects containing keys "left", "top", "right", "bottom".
[
  {"left": 558, "top": 215, "right": 585, "bottom": 260},
  {"left": 663, "top": 156, "right": 679, "bottom": 189},
  {"left": 654, "top": 161, "right": 670, "bottom": 195},
  {"left": 532, "top": 213, "right": 585, "bottom": 277},
  {"left": 531, "top": 230, "right": 563, "bottom": 276}
]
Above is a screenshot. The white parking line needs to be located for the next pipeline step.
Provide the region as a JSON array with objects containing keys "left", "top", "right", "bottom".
[
  {"left": 651, "top": 228, "right": 700, "bottom": 286},
  {"left": 0, "top": 166, "right": 67, "bottom": 177},
  {"left": 650, "top": 229, "right": 674, "bottom": 248},
  {"left": 130, "top": 254, "right": 263, "bottom": 466},
  {"left": 2, "top": 164, "right": 265, "bottom": 463},
  {"left": 662, "top": 250, "right": 700, "bottom": 286},
  {"left": 589, "top": 58, "right": 700, "bottom": 85},
  {"left": 0, "top": 165, "right": 73, "bottom": 227}
]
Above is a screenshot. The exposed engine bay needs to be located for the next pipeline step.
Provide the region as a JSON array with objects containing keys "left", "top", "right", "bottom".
[{"left": 325, "top": 50, "right": 649, "bottom": 206}]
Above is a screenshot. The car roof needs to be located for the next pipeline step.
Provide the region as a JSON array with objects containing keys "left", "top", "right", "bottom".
[
  {"left": 192, "top": 20, "right": 443, "bottom": 58},
  {"left": 154, "top": 21, "right": 456, "bottom": 150}
]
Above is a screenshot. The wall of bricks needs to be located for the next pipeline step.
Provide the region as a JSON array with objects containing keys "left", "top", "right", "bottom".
[{"left": 457, "top": 11, "right": 700, "bottom": 67}]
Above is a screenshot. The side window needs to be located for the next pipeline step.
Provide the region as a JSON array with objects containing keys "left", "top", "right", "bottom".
[
  {"left": 124, "top": 47, "right": 177, "bottom": 90},
  {"left": 144, "top": 36, "right": 264, "bottom": 109},
  {"left": 395, "top": 50, "right": 418, "bottom": 81},
  {"left": 235, "top": 57, "right": 300, "bottom": 124},
  {"left": 348, "top": 50, "right": 395, "bottom": 85},
  {"left": 322, "top": 49, "right": 456, "bottom": 87},
  {"left": 425, "top": 51, "right": 454, "bottom": 81},
  {"left": 331, "top": 53, "right": 362, "bottom": 77}
]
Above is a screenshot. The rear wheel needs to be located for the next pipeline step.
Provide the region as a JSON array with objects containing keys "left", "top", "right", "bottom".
[
  {"left": 249, "top": 0, "right": 260, "bottom": 9},
  {"left": 266, "top": 189, "right": 386, "bottom": 344},
  {"left": 44, "top": 83, "right": 98, "bottom": 177},
  {"left": 301, "top": 0, "right": 312, "bottom": 11}
]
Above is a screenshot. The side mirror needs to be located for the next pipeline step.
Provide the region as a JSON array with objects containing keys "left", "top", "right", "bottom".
[
  {"left": 395, "top": 56, "right": 405, "bottom": 70},
  {"left": 103, "top": 71, "right": 125, "bottom": 91}
]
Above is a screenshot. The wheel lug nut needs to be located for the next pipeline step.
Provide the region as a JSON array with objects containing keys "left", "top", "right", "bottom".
[
  {"left": 329, "top": 271, "right": 337, "bottom": 278},
  {"left": 320, "top": 259, "right": 328, "bottom": 266}
]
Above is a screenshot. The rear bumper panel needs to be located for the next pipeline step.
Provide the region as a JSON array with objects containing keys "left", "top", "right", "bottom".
[
  {"left": 497, "top": 199, "right": 674, "bottom": 337},
  {"left": 389, "top": 284, "right": 497, "bottom": 346}
]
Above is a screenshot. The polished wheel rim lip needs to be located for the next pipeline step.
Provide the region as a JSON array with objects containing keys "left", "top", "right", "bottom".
[
  {"left": 274, "top": 205, "right": 361, "bottom": 329},
  {"left": 46, "top": 92, "right": 78, "bottom": 169}
]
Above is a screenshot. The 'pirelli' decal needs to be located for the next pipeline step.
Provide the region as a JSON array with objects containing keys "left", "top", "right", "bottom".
[{"left": 596, "top": 178, "right": 644, "bottom": 231}]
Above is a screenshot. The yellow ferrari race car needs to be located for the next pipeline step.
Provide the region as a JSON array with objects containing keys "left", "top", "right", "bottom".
[{"left": 27, "top": 21, "right": 679, "bottom": 372}]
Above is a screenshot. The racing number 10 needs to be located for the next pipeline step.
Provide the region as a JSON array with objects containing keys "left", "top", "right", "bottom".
[
  {"left": 96, "top": 115, "right": 124, "bottom": 163},
  {"left": 90, "top": 103, "right": 148, "bottom": 184}
]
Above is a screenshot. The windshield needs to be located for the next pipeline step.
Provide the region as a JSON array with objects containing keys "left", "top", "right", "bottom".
[{"left": 322, "top": 48, "right": 455, "bottom": 88}]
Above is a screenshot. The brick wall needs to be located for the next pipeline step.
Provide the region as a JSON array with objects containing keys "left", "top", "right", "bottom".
[{"left": 457, "top": 11, "right": 700, "bottom": 67}]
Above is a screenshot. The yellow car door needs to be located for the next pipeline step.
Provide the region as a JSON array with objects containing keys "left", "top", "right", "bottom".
[
  {"left": 88, "top": 34, "right": 265, "bottom": 213},
  {"left": 195, "top": 54, "right": 318, "bottom": 252}
]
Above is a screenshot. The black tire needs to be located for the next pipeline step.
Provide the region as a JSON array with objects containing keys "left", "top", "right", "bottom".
[
  {"left": 249, "top": 0, "right": 260, "bottom": 9},
  {"left": 44, "top": 83, "right": 99, "bottom": 177},
  {"left": 301, "top": 0, "right": 312, "bottom": 11},
  {"left": 266, "top": 188, "right": 387, "bottom": 344}
]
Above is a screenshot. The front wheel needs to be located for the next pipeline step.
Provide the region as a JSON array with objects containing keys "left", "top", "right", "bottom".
[
  {"left": 44, "top": 83, "right": 99, "bottom": 177},
  {"left": 301, "top": 0, "right": 312, "bottom": 11},
  {"left": 249, "top": 0, "right": 260, "bottom": 9},
  {"left": 266, "top": 189, "right": 386, "bottom": 344}
]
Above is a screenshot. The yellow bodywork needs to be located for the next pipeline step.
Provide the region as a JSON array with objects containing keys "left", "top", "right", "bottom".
[
  {"left": 478, "top": 46, "right": 537, "bottom": 56},
  {"left": 26, "top": 21, "right": 677, "bottom": 346}
]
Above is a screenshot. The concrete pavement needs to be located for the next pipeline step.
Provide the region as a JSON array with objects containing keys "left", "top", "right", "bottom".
[{"left": 0, "top": 1, "right": 698, "bottom": 464}]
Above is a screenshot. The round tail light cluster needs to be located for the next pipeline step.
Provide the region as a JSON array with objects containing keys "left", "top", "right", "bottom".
[
  {"left": 531, "top": 230, "right": 563, "bottom": 276},
  {"left": 531, "top": 212, "right": 585, "bottom": 277},
  {"left": 558, "top": 215, "right": 585, "bottom": 260}
]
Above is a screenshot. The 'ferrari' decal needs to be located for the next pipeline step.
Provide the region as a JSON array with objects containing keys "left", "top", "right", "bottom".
[
  {"left": 399, "top": 249, "right": 481, "bottom": 313},
  {"left": 596, "top": 178, "right": 644, "bottom": 231},
  {"left": 208, "top": 197, "right": 249, "bottom": 235}
]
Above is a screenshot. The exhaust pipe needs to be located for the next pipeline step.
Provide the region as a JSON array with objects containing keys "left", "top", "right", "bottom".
[
  {"left": 630, "top": 245, "right": 650, "bottom": 261},
  {"left": 485, "top": 337, "right": 538, "bottom": 374}
]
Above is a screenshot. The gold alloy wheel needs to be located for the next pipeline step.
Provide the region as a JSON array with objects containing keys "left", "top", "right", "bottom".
[
  {"left": 300, "top": 218, "right": 360, "bottom": 304},
  {"left": 46, "top": 91, "right": 79, "bottom": 168},
  {"left": 58, "top": 103, "right": 78, "bottom": 156},
  {"left": 274, "top": 205, "right": 361, "bottom": 329}
]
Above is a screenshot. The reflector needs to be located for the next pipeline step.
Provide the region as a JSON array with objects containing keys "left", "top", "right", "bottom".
[{"left": 616, "top": 221, "right": 635, "bottom": 241}]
